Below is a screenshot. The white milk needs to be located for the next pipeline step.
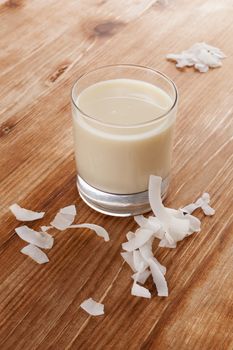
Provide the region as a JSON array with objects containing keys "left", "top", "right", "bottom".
[{"left": 72, "top": 79, "right": 176, "bottom": 194}]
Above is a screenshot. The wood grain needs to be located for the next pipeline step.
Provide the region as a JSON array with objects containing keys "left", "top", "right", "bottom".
[{"left": 0, "top": 0, "right": 233, "bottom": 349}]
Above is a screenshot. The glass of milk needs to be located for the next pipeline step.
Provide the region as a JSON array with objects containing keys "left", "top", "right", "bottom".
[{"left": 71, "top": 64, "right": 178, "bottom": 216}]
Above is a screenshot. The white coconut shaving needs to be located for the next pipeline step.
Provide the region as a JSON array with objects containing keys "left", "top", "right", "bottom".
[
  {"left": 69, "top": 223, "right": 110, "bottom": 242},
  {"left": 50, "top": 205, "right": 76, "bottom": 230},
  {"left": 138, "top": 239, "right": 153, "bottom": 261},
  {"left": 131, "top": 280, "right": 151, "bottom": 299},
  {"left": 15, "top": 226, "right": 54, "bottom": 249},
  {"left": 50, "top": 205, "right": 110, "bottom": 241},
  {"left": 51, "top": 213, "right": 76, "bottom": 230},
  {"left": 166, "top": 42, "right": 226, "bottom": 72},
  {"left": 21, "top": 244, "right": 49, "bottom": 264},
  {"left": 149, "top": 258, "right": 168, "bottom": 297},
  {"left": 134, "top": 215, "right": 162, "bottom": 238},
  {"left": 122, "top": 228, "right": 153, "bottom": 252},
  {"left": 80, "top": 298, "right": 104, "bottom": 316},
  {"left": 181, "top": 192, "right": 215, "bottom": 216},
  {"left": 132, "top": 270, "right": 151, "bottom": 284},
  {"left": 60, "top": 205, "right": 77, "bottom": 216},
  {"left": 133, "top": 250, "right": 148, "bottom": 273},
  {"left": 148, "top": 178, "right": 191, "bottom": 243},
  {"left": 9, "top": 203, "right": 45, "bottom": 221}
]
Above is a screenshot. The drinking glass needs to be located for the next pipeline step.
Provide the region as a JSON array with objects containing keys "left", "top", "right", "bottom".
[{"left": 71, "top": 64, "right": 178, "bottom": 216}]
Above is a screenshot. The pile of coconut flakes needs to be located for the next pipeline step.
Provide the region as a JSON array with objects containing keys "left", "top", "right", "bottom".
[
  {"left": 166, "top": 42, "right": 226, "bottom": 72},
  {"left": 10, "top": 175, "right": 214, "bottom": 316}
]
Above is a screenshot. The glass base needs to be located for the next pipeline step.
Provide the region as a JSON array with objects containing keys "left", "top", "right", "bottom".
[{"left": 77, "top": 175, "right": 169, "bottom": 217}]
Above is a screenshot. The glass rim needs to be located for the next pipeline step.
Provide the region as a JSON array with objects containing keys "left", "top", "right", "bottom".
[{"left": 71, "top": 64, "right": 178, "bottom": 128}]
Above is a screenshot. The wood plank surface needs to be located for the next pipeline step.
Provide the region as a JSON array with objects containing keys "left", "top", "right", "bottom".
[{"left": 0, "top": 0, "right": 233, "bottom": 349}]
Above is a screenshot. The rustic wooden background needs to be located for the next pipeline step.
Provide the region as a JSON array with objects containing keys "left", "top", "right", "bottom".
[{"left": 0, "top": 0, "right": 233, "bottom": 349}]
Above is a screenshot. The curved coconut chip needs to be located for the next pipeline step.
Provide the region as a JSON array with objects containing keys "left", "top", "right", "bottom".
[
  {"left": 131, "top": 280, "right": 151, "bottom": 299},
  {"left": 159, "top": 237, "right": 176, "bottom": 249},
  {"left": 149, "top": 175, "right": 198, "bottom": 245},
  {"left": 134, "top": 215, "right": 162, "bottom": 238},
  {"left": 181, "top": 192, "right": 215, "bottom": 216},
  {"left": 60, "top": 205, "right": 77, "bottom": 216},
  {"left": 149, "top": 176, "right": 171, "bottom": 224},
  {"left": 10, "top": 204, "right": 45, "bottom": 221},
  {"left": 133, "top": 250, "right": 147, "bottom": 273},
  {"left": 149, "top": 258, "right": 168, "bottom": 297},
  {"left": 80, "top": 298, "right": 104, "bottom": 316},
  {"left": 185, "top": 214, "right": 201, "bottom": 233},
  {"left": 181, "top": 203, "right": 198, "bottom": 215},
  {"left": 132, "top": 270, "right": 151, "bottom": 284},
  {"left": 21, "top": 244, "right": 49, "bottom": 264},
  {"left": 169, "top": 216, "right": 190, "bottom": 242},
  {"left": 69, "top": 223, "right": 109, "bottom": 242},
  {"left": 50, "top": 205, "right": 77, "bottom": 230},
  {"left": 122, "top": 228, "right": 153, "bottom": 252},
  {"left": 139, "top": 240, "right": 166, "bottom": 275},
  {"left": 139, "top": 239, "right": 154, "bottom": 261},
  {"left": 15, "top": 226, "right": 54, "bottom": 249},
  {"left": 50, "top": 213, "right": 75, "bottom": 231}
]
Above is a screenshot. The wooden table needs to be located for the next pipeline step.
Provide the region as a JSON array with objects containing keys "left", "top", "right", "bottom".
[{"left": 1, "top": 0, "right": 233, "bottom": 349}]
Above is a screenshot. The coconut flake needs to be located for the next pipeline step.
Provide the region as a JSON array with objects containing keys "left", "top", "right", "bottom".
[
  {"left": 121, "top": 252, "right": 136, "bottom": 272},
  {"left": 159, "top": 237, "right": 176, "bottom": 248},
  {"left": 9, "top": 203, "right": 45, "bottom": 221},
  {"left": 60, "top": 205, "right": 77, "bottom": 216},
  {"left": 181, "top": 203, "right": 198, "bottom": 214},
  {"left": 149, "top": 258, "right": 168, "bottom": 297},
  {"left": 131, "top": 280, "right": 151, "bottom": 299},
  {"left": 167, "top": 208, "right": 201, "bottom": 234},
  {"left": 149, "top": 176, "right": 172, "bottom": 224},
  {"left": 139, "top": 239, "right": 154, "bottom": 261},
  {"left": 133, "top": 250, "right": 147, "bottom": 272},
  {"left": 169, "top": 216, "right": 190, "bottom": 241},
  {"left": 50, "top": 205, "right": 77, "bottom": 230},
  {"left": 69, "top": 223, "right": 109, "bottom": 242},
  {"left": 21, "top": 244, "right": 49, "bottom": 264},
  {"left": 15, "top": 226, "right": 54, "bottom": 249},
  {"left": 50, "top": 212, "right": 75, "bottom": 230},
  {"left": 139, "top": 239, "right": 166, "bottom": 275},
  {"left": 80, "top": 298, "right": 104, "bottom": 316},
  {"left": 149, "top": 176, "right": 191, "bottom": 244},
  {"left": 185, "top": 214, "right": 201, "bottom": 233},
  {"left": 202, "top": 205, "right": 215, "bottom": 216},
  {"left": 122, "top": 228, "right": 154, "bottom": 252},
  {"left": 134, "top": 215, "right": 148, "bottom": 227},
  {"left": 167, "top": 42, "right": 226, "bottom": 72},
  {"left": 132, "top": 270, "right": 151, "bottom": 284},
  {"left": 151, "top": 257, "right": 166, "bottom": 275},
  {"left": 134, "top": 215, "right": 162, "bottom": 238},
  {"left": 181, "top": 192, "right": 215, "bottom": 216}
]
